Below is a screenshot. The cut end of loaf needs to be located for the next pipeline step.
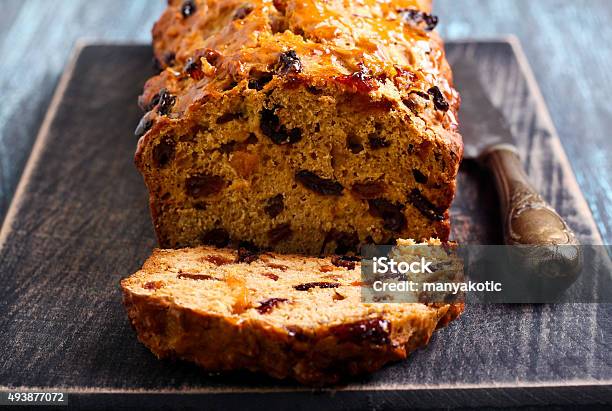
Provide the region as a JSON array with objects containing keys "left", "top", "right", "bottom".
[
  {"left": 134, "top": 0, "right": 463, "bottom": 254},
  {"left": 136, "top": 77, "right": 461, "bottom": 254},
  {"left": 121, "top": 242, "right": 463, "bottom": 384}
]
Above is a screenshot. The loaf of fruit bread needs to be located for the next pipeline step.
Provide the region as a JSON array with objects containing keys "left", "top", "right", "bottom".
[
  {"left": 135, "top": 0, "right": 462, "bottom": 254},
  {"left": 121, "top": 240, "right": 463, "bottom": 384}
]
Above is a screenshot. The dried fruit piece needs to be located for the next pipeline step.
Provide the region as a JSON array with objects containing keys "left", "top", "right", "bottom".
[
  {"left": 368, "top": 134, "right": 391, "bottom": 149},
  {"left": 230, "top": 151, "right": 259, "bottom": 178},
  {"left": 184, "top": 57, "right": 204, "bottom": 80},
  {"left": 233, "top": 4, "right": 254, "bottom": 19},
  {"left": 306, "top": 86, "right": 322, "bottom": 95},
  {"left": 412, "top": 169, "right": 428, "bottom": 184},
  {"left": 277, "top": 50, "right": 302, "bottom": 75},
  {"left": 336, "top": 65, "right": 376, "bottom": 92},
  {"left": 177, "top": 272, "right": 217, "bottom": 281},
  {"left": 295, "top": 170, "right": 344, "bottom": 196},
  {"left": 235, "top": 241, "right": 259, "bottom": 264},
  {"left": 269, "top": 14, "right": 288, "bottom": 34},
  {"left": 408, "top": 188, "right": 445, "bottom": 221},
  {"left": 346, "top": 133, "right": 364, "bottom": 154},
  {"left": 199, "top": 48, "right": 221, "bottom": 66},
  {"left": 368, "top": 199, "right": 407, "bottom": 232},
  {"left": 294, "top": 282, "right": 340, "bottom": 291},
  {"left": 248, "top": 74, "right": 273, "bottom": 90},
  {"left": 227, "top": 275, "right": 250, "bottom": 314},
  {"left": 152, "top": 137, "right": 176, "bottom": 168},
  {"left": 351, "top": 181, "right": 386, "bottom": 199},
  {"left": 157, "top": 89, "right": 176, "bottom": 116},
  {"left": 204, "top": 255, "right": 233, "bottom": 266},
  {"left": 219, "top": 141, "right": 237, "bottom": 154},
  {"left": 244, "top": 133, "right": 259, "bottom": 145},
  {"left": 143, "top": 281, "right": 164, "bottom": 290},
  {"left": 262, "top": 272, "right": 279, "bottom": 281},
  {"left": 268, "top": 223, "right": 293, "bottom": 245},
  {"left": 260, "top": 108, "right": 302, "bottom": 145},
  {"left": 256, "top": 298, "right": 289, "bottom": 314},
  {"left": 428, "top": 86, "right": 449, "bottom": 112},
  {"left": 399, "top": 8, "right": 439, "bottom": 31},
  {"left": 145, "top": 90, "right": 162, "bottom": 112},
  {"left": 272, "top": 0, "right": 287, "bottom": 13},
  {"left": 331, "top": 255, "right": 360, "bottom": 270},
  {"left": 185, "top": 174, "right": 226, "bottom": 198},
  {"left": 331, "top": 318, "right": 391, "bottom": 345},
  {"left": 264, "top": 194, "right": 284, "bottom": 218},
  {"left": 181, "top": 0, "right": 196, "bottom": 18},
  {"left": 200, "top": 228, "right": 230, "bottom": 247},
  {"left": 332, "top": 290, "right": 346, "bottom": 301}
]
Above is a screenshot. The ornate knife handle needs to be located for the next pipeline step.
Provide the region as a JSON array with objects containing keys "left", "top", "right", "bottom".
[
  {"left": 483, "top": 144, "right": 580, "bottom": 246},
  {"left": 483, "top": 145, "right": 582, "bottom": 293}
]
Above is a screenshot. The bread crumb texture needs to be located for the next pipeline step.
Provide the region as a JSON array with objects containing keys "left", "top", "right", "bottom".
[{"left": 121, "top": 242, "right": 463, "bottom": 384}]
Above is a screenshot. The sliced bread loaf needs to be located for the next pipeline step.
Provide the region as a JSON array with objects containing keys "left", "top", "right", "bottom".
[{"left": 121, "top": 243, "right": 463, "bottom": 384}]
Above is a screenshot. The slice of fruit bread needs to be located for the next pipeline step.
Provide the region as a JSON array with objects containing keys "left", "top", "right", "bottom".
[{"left": 121, "top": 240, "right": 463, "bottom": 385}]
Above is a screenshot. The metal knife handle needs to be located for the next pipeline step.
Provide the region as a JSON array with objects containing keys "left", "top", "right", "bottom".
[
  {"left": 481, "top": 145, "right": 583, "bottom": 298},
  {"left": 483, "top": 145, "right": 580, "bottom": 247}
]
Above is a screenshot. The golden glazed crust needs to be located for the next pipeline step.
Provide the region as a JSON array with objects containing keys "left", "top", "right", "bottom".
[
  {"left": 145, "top": 0, "right": 459, "bottom": 131},
  {"left": 135, "top": 0, "right": 463, "bottom": 254},
  {"left": 121, "top": 242, "right": 463, "bottom": 385}
]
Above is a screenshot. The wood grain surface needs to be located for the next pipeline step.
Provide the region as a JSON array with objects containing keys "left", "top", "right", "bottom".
[
  {"left": 0, "top": 0, "right": 610, "bottom": 246},
  {"left": 0, "top": 42, "right": 609, "bottom": 410}
]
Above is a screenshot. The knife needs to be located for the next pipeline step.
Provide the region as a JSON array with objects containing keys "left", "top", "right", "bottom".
[
  {"left": 454, "top": 61, "right": 579, "bottom": 247},
  {"left": 453, "top": 61, "right": 581, "bottom": 293}
]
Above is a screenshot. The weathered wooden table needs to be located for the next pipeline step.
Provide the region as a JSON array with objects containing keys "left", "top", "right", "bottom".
[{"left": 1, "top": 0, "right": 610, "bottom": 244}]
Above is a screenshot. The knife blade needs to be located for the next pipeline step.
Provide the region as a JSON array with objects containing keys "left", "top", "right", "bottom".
[{"left": 452, "top": 60, "right": 516, "bottom": 160}]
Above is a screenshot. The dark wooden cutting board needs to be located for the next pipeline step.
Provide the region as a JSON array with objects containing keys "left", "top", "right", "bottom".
[{"left": 0, "top": 40, "right": 609, "bottom": 409}]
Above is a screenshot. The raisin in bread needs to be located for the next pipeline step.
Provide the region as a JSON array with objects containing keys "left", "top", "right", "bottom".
[
  {"left": 135, "top": 0, "right": 463, "bottom": 254},
  {"left": 121, "top": 242, "right": 463, "bottom": 385}
]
